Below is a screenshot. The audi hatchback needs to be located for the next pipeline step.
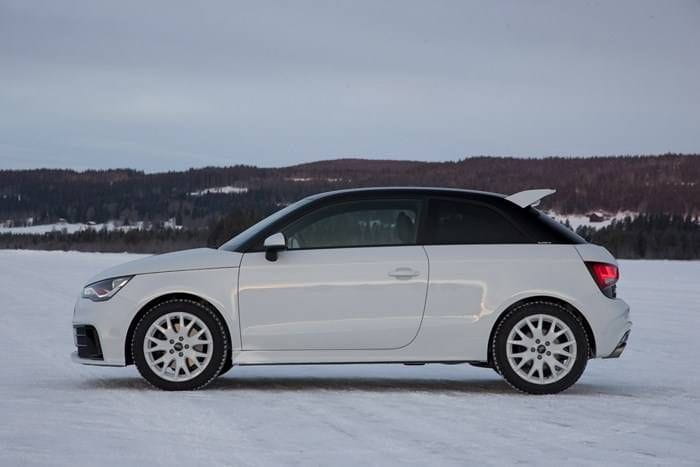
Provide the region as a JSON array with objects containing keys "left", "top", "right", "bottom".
[{"left": 72, "top": 187, "right": 631, "bottom": 393}]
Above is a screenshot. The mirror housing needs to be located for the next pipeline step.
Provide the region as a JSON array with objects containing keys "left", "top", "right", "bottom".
[{"left": 263, "top": 232, "right": 286, "bottom": 261}]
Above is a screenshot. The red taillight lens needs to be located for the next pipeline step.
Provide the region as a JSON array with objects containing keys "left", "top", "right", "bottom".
[{"left": 586, "top": 262, "right": 619, "bottom": 290}]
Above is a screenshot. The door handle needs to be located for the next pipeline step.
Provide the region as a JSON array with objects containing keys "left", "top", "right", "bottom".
[{"left": 388, "top": 267, "right": 420, "bottom": 279}]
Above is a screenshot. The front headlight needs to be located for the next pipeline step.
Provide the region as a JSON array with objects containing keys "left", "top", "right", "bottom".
[{"left": 82, "top": 276, "right": 133, "bottom": 302}]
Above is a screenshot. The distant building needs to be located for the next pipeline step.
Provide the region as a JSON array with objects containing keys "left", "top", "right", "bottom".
[{"left": 588, "top": 212, "right": 606, "bottom": 223}]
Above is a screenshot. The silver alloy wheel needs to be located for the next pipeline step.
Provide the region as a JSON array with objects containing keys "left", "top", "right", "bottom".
[
  {"left": 143, "top": 311, "right": 214, "bottom": 382},
  {"left": 506, "top": 313, "right": 577, "bottom": 385}
]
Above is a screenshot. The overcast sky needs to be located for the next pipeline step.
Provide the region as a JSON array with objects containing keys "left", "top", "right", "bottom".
[{"left": 1, "top": 1, "right": 699, "bottom": 171}]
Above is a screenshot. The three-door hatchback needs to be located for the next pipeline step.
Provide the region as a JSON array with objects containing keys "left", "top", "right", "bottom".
[{"left": 73, "top": 187, "right": 631, "bottom": 393}]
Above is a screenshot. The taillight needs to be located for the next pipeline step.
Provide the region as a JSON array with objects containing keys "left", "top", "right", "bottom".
[{"left": 585, "top": 262, "right": 619, "bottom": 298}]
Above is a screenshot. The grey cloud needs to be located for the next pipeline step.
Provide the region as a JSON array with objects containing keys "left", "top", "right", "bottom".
[{"left": 1, "top": 0, "right": 699, "bottom": 171}]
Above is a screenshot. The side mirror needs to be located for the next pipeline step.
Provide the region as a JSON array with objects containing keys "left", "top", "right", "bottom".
[{"left": 263, "top": 232, "right": 286, "bottom": 262}]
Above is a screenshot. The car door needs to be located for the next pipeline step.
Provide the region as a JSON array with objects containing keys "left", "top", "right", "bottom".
[{"left": 238, "top": 197, "right": 429, "bottom": 350}]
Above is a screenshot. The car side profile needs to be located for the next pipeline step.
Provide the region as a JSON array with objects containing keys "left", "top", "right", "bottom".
[{"left": 72, "top": 187, "right": 631, "bottom": 394}]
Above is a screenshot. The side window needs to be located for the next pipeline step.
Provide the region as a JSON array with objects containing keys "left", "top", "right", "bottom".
[
  {"left": 428, "top": 199, "right": 528, "bottom": 244},
  {"left": 283, "top": 199, "right": 421, "bottom": 250}
]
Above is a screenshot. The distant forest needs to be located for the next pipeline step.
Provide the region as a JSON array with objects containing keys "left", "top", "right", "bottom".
[
  {"left": 577, "top": 214, "right": 699, "bottom": 260},
  {"left": 1, "top": 213, "right": 697, "bottom": 259},
  {"left": 1, "top": 154, "right": 699, "bottom": 258},
  {"left": 2, "top": 154, "right": 698, "bottom": 227}
]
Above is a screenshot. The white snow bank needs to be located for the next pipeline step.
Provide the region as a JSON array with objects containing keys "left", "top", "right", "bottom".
[
  {"left": 0, "top": 220, "right": 144, "bottom": 235},
  {"left": 287, "top": 177, "right": 344, "bottom": 182},
  {"left": 548, "top": 211, "right": 638, "bottom": 230},
  {"left": 0, "top": 250, "right": 698, "bottom": 466},
  {"left": 189, "top": 186, "right": 249, "bottom": 196}
]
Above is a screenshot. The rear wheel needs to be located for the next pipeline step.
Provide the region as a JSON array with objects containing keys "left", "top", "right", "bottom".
[
  {"left": 132, "top": 299, "right": 228, "bottom": 390},
  {"left": 492, "top": 302, "right": 589, "bottom": 394}
]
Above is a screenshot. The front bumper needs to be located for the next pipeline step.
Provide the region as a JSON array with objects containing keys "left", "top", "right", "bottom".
[
  {"left": 70, "top": 351, "right": 125, "bottom": 367},
  {"left": 71, "top": 292, "right": 137, "bottom": 367},
  {"left": 73, "top": 325, "right": 103, "bottom": 360}
]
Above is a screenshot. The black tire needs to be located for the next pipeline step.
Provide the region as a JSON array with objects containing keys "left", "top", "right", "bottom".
[
  {"left": 219, "top": 358, "right": 234, "bottom": 376},
  {"left": 132, "top": 299, "right": 229, "bottom": 391},
  {"left": 491, "top": 301, "right": 589, "bottom": 395},
  {"left": 467, "top": 362, "right": 501, "bottom": 375}
]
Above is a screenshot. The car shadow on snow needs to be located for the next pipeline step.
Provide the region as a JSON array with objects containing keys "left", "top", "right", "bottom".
[
  {"left": 205, "top": 376, "right": 640, "bottom": 396},
  {"left": 75, "top": 375, "right": 637, "bottom": 396}
]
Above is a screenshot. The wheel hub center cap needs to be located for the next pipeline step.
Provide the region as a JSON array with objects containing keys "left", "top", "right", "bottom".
[
  {"left": 173, "top": 342, "right": 183, "bottom": 351},
  {"left": 537, "top": 344, "right": 546, "bottom": 354}
]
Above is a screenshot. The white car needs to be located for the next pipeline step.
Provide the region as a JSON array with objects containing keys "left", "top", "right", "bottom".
[{"left": 72, "top": 187, "right": 631, "bottom": 393}]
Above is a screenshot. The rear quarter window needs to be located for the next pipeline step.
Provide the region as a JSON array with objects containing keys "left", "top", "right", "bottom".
[
  {"left": 527, "top": 209, "right": 587, "bottom": 244},
  {"left": 426, "top": 198, "right": 529, "bottom": 244}
]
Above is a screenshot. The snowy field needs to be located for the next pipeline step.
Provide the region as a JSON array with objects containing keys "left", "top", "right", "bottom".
[
  {"left": 549, "top": 211, "right": 638, "bottom": 231},
  {"left": 0, "top": 220, "right": 143, "bottom": 235},
  {"left": 1, "top": 250, "right": 699, "bottom": 466}
]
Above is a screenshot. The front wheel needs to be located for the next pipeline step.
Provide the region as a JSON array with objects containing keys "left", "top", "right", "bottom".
[
  {"left": 132, "top": 299, "right": 229, "bottom": 391},
  {"left": 492, "top": 302, "right": 589, "bottom": 394}
]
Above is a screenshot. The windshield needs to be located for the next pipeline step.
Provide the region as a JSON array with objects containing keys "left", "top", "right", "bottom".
[{"left": 218, "top": 197, "right": 315, "bottom": 252}]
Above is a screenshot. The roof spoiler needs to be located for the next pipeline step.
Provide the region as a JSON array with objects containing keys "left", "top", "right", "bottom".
[{"left": 505, "top": 189, "right": 556, "bottom": 208}]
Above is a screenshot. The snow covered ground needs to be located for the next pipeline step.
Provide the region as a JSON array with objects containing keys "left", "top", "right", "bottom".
[
  {"left": 0, "top": 220, "right": 183, "bottom": 235},
  {"left": 548, "top": 211, "right": 638, "bottom": 231},
  {"left": 0, "top": 221, "right": 142, "bottom": 235},
  {"left": 189, "top": 186, "right": 249, "bottom": 196},
  {"left": 1, "top": 250, "right": 698, "bottom": 466}
]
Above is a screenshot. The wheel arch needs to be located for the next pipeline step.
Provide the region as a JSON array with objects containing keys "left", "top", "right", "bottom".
[
  {"left": 486, "top": 295, "right": 597, "bottom": 366},
  {"left": 124, "top": 292, "right": 233, "bottom": 366}
]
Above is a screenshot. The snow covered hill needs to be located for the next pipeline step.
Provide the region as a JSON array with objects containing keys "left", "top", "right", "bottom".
[
  {"left": 189, "top": 185, "right": 249, "bottom": 196},
  {"left": 0, "top": 250, "right": 698, "bottom": 466},
  {"left": 0, "top": 220, "right": 143, "bottom": 235},
  {"left": 549, "top": 211, "right": 638, "bottom": 230}
]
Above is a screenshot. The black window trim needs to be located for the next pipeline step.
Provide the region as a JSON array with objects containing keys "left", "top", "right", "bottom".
[{"left": 422, "top": 196, "right": 535, "bottom": 246}]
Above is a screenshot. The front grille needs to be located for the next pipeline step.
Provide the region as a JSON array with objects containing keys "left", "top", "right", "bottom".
[{"left": 74, "top": 325, "right": 103, "bottom": 360}]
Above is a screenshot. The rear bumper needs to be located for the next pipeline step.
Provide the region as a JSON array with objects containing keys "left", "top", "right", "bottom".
[
  {"left": 588, "top": 297, "right": 632, "bottom": 358},
  {"left": 603, "top": 329, "right": 630, "bottom": 358}
]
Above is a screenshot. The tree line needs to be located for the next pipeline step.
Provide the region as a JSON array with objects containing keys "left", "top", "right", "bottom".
[
  {"left": 1, "top": 154, "right": 698, "bottom": 258},
  {"left": 1, "top": 154, "right": 698, "bottom": 231},
  {"left": 576, "top": 214, "right": 700, "bottom": 260},
  {"left": 1, "top": 212, "right": 698, "bottom": 259}
]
